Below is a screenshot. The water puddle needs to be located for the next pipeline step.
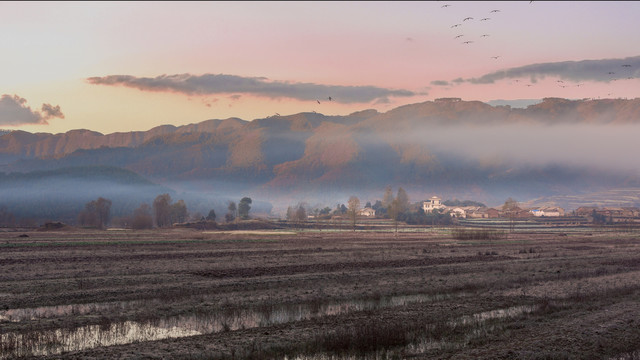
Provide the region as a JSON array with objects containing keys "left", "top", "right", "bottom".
[
  {"left": 451, "top": 304, "right": 536, "bottom": 326},
  {"left": 0, "top": 293, "right": 452, "bottom": 358},
  {"left": 287, "top": 304, "right": 540, "bottom": 360}
]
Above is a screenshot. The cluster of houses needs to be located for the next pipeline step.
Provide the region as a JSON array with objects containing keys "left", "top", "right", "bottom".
[
  {"left": 420, "top": 196, "right": 566, "bottom": 219},
  {"left": 575, "top": 206, "right": 640, "bottom": 223},
  {"left": 354, "top": 195, "right": 640, "bottom": 223},
  {"left": 356, "top": 196, "right": 567, "bottom": 219}
]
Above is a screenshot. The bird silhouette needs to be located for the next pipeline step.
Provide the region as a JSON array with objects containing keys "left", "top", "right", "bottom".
[
  {"left": 490, "top": 9, "right": 500, "bottom": 13},
  {"left": 275, "top": 113, "right": 280, "bottom": 116},
  {"left": 463, "top": 41, "right": 474, "bottom": 44},
  {"left": 481, "top": 34, "right": 490, "bottom": 38},
  {"left": 480, "top": 18, "right": 491, "bottom": 21},
  {"left": 622, "top": 64, "right": 632, "bottom": 67},
  {"left": 455, "top": 35, "right": 464, "bottom": 39},
  {"left": 451, "top": 24, "right": 461, "bottom": 28},
  {"left": 441, "top": 4, "right": 451, "bottom": 8},
  {"left": 463, "top": 17, "right": 473, "bottom": 21},
  {"left": 317, "top": 100, "right": 321, "bottom": 104},
  {"left": 490, "top": 56, "right": 500, "bottom": 59},
  {"left": 328, "top": 96, "right": 332, "bottom": 101}
]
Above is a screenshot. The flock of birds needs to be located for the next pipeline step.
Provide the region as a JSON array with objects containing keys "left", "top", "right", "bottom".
[
  {"left": 440, "top": 4, "right": 506, "bottom": 61},
  {"left": 270, "top": 2, "right": 635, "bottom": 118},
  {"left": 439, "top": 2, "right": 634, "bottom": 99}
]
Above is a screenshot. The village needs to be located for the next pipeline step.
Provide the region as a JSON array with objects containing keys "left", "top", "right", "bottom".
[{"left": 349, "top": 195, "right": 640, "bottom": 225}]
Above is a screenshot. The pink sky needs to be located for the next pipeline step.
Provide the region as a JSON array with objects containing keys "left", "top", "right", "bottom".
[{"left": 1, "top": 1, "right": 639, "bottom": 134}]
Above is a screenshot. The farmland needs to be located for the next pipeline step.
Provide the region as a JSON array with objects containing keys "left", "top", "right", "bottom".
[{"left": 1, "top": 223, "right": 640, "bottom": 359}]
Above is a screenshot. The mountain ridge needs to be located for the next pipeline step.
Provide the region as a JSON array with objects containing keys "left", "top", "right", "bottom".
[{"left": 2, "top": 97, "right": 640, "bottom": 209}]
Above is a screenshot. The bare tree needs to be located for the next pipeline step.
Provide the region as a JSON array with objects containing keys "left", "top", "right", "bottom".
[
  {"left": 347, "top": 196, "right": 360, "bottom": 231},
  {"left": 386, "top": 188, "right": 409, "bottom": 234},
  {"left": 502, "top": 197, "right": 519, "bottom": 232},
  {"left": 96, "top": 197, "right": 112, "bottom": 229},
  {"left": 396, "top": 187, "right": 410, "bottom": 214},
  {"left": 226, "top": 201, "right": 237, "bottom": 223},
  {"left": 388, "top": 198, "right": 401, "bottom": 234},
  {"left": 286, "top": 206, "right": 295, "bottom": 222},
  {"left": 153, "top": 194, "right": 172, "bottom": 228},
  {"left": 78, "top": 197, "right": 111, "bottom": 229},
  {"left": 295, "top": 204, "right": 307, "bottom": 228},
  {"left": 170, "top": 199, "right": 188, "bottom": 224},
  {"left": 382, "top": 185, "right": 394, "bottom": 208}
]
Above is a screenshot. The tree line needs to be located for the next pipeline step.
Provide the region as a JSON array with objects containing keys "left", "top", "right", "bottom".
[{"left": 76, "top": 194, "right": 253, "bottom": 229}]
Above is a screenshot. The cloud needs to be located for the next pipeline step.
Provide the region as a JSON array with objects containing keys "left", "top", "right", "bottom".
[
  {"left": 0, "top": 94, "right": 65, "bottom": 126},
  {"left": 431, "top": 80, "right": 450, "bottom": 86},
  {"left": 41, "top": 103, "right": 65, "bottom": 120},
  {"left": 465, "top": 55, "right": 640, "bottom": 84},
  {"left": 86, "top": 73, "right": 416, "bottom": 104}
]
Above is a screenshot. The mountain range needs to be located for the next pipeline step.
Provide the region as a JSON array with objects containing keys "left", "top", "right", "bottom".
[{"left": 2, "top": 97, "right": 640, "bottom": 221}]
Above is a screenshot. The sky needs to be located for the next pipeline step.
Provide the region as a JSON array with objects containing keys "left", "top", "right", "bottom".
[{"left": 1, "top": 1, "right": 640, "bottom": 134}]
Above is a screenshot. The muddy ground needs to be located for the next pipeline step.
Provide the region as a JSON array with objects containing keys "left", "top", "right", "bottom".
[{"left": 1, "top": 225, "right": 639, "bottom": 359}]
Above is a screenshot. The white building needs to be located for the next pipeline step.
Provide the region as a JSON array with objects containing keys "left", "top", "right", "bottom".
[
  {"left": 530, "top": 207, "right": 565, "bottom": 217},
  {"left": 423, "top": 196, "right": 446, "bottom": 213},
  {"left": 449, "top": 207, "right": 466, "bottom": 218},
  {"left": 358, "top": 207, "right": 376, "bottom": 217}
]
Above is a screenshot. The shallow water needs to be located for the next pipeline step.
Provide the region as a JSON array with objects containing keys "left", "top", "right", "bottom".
[{"left": 0, "top": 292, "right": 451, "bottom": 358}]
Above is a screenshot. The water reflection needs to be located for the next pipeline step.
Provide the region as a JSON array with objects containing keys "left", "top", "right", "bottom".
[
  {"left": 288, "top": 304, "right": 541, "bottom": 360},
  {"left": 0, "top": 293, "right": 451, "bottom": 358}
]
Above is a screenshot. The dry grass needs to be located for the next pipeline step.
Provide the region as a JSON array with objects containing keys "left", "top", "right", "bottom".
[{"left": 1, "top": 226, "right": 639, "bottom": 359}]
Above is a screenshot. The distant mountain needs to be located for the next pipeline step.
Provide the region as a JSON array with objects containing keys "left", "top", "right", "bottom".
[
  {"left": 0, "top": 130, "right": 10, "bottom": 136},
  {"left": 2, "top": 97, "right": 640, "bottom": 212}
]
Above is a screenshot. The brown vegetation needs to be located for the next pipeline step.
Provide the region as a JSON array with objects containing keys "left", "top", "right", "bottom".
[{"left": 1, "top": 225, "right": 640, "bottom": 359}]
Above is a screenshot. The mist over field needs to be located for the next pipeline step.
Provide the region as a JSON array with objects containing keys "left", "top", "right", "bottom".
[{"left": 2, "top": 97, "right": 640, "bottom": 222}]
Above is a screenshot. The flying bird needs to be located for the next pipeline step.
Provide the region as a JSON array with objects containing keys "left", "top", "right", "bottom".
[
  {"left": 463, "top": 17, "right": 473, "bottom": 21},
  {"left": 275, "top": 113, "right": 280, "bottom": 116},
  {"left": 557, "top": 80, "right": 564, "bottom": 83},
  {"left": 490, "top": 9, "right": 500, "bottom": 13},
  {"left": 622, "top": 64, "right": 632, "bottom": 67},
  {"left": 490, "top": 56, "right": 500, "bottom": 59},
  {"left": 455, "top": 34, "right": 464, "bottom": 39},
  {"left": 608, "top": 72, "right": 615, "bottom": 75},
  {"left": 328, "top": 96, "right": 332, "bottom": 101},
  {"left": 317, "top": 100, "right": 321, "bottom": 104},
  {"left": 451, "top": 24, "right": 461, "bottom": 28},
  {"left": 481, "top": 34, "right": 490, "bottom": 38},
  {"left": 480, "top": 18, "right": 491, "bottom": 21},
  {"left": 463, "top": 41, "right": 474, "bottom": 44},
  {"left": 441, "top": 4, "right": 451, "bottom": 8}
]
